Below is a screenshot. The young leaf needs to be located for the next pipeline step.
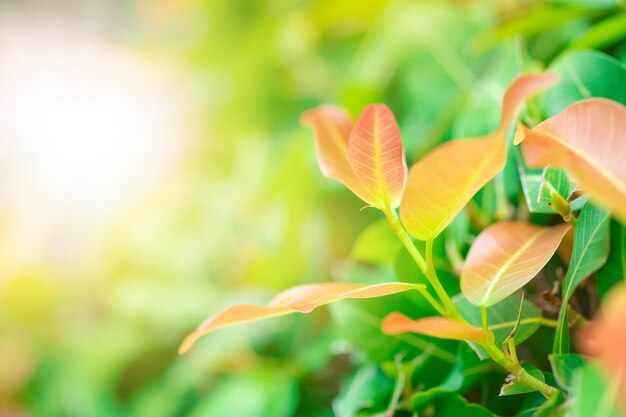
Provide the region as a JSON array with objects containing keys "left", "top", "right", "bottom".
[
  {"left": 301, "top": 106, "right": 378, "bottom": 205},
  {"left": 461, "top": 222, "right": 571, "bottom": 307},
  {"left": 348, "top": 104, "right": 407, "bottom": 210},
  {"left": 400, "top": 72, "right": 559, "bottom": 241},
  {"left": 554, "top": 203, "right": 610, "bottom": 354},
  {"left": 516, "top": 98, "right": 626, "bottom": 224},
  {"left": 179, "top": 282, "right": 424, "bottom": 354},
  {"left": 538, "top": 167, "right": 573, "bottom": 207},
  {"left": 381, "top": 312, "right": 495, "bottom": 343}
]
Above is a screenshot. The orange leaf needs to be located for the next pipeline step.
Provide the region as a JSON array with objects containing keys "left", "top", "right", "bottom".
[
  {"left": 516, "top": 98, "right": 626, "bottom": 224},
  {"left": 179, "top": 282, "right": 424, "bottom": 354},
  {"left": 577, "top": 283, "right": 626, "bottom": 413},
  {"left": 301, "top": 106, "right": 378, "bottom": 206},
  {"left": 461, "top": 222, "right": 571, "bottom": 307},
  {"left": 348, "top": 104, "right": 407, "bottom": 210},
  {"left": 400, "top": 73, "right": 559, "bottom": 241},
  {"left": 381, "top": 312, "right": 494, "bottom": 343}
]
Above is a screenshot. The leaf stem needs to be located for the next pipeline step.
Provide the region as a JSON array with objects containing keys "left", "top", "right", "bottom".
[
  {"left": 481, "top": 306, "right": 489, "bottom": 331},
  {"left": 507, "top": 338, "right": 519, "bottom": 365},
  {"left": 384, "top": 210, "right": 460, "bottom": 318}
]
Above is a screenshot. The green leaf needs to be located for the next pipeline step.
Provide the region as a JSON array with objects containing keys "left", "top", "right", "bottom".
[
  {"left": 568, "top": 363, "right": 624, "bottom": 417},
  {"left": 332, "top": 365, "right": 394, "bottom": 417},
  {"left": 538, "top": 167, "right": 573, "bottom": 206},
  {"left": 570, "top": 12, "right": 626, "bottom": 50},
  {"left": 555, "top": 203, "right": 610, "bottom": 354},
  {"left": 597, "top": 220, "right": 626, "bottom": 300},
  {"left": 549, "top": 0, "right": 622, "bottom": 10},
  {"left": 544, "top": 50, "right": 626, "bottom": 116},
  {"left": 549, "top": 354, "right": 585, "bottom": 391},
  {"left": 350, "top": 219, "right": 401, "bottom": 264},
  {"left": 454, "top": 294, "right": 542, "bottom": 359},
  {"left": 426, "top": 393, "right": 497, "bottom": 417},
  {"left": 500, "top": 363, "right": 545, "bottom": 396}
]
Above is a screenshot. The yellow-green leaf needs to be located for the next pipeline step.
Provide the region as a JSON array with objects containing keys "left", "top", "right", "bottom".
[
  {"left": 179, "top": 282, "right": 424, "bottom": 354},
  {"left": 400, "top": 73, "right": 559, "bottom": 240},
  {"left": 461, "top": 222, "right": 571, "bottom": 307},
  {"left": 381, "top": 312, "right": 494, "bottom": 343}
]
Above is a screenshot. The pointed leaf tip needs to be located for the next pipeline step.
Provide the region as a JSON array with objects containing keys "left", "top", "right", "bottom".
[
  {"left": 461, "top": 222, "right": 571, "bottom": 307},
  {"left": 381, "top": 312, "right": 494, "bottom": 343},
  {"left": 400, "top": 73, "right": 558, "bottom": 241},
  {"left": 179, "top": 282, "right": 424, "bottom": 354},
  {"left": 348, "top": 104, "right": 407, "bottom": 210}
]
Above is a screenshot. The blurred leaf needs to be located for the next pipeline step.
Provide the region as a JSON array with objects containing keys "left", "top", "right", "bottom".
[
  {"left": 350, "top": 219, "right": 401, "bottom": 264},
  {"left": 400, "top": 73, "right": 558, "bottom": 241},
  {"left": 461, "top": 222, "right": 570, "bottom": 307},
  {"left": 188, "top": 369, "right": 297, "bottom": 417},
  {"left": 381, "top": 313, "right": 495, "bottom": 343},
  {"left": 555, "top": 203, "right": 610, "bottom": 353},
  {"left": 549, "top": 0, "right": 622, "bottom": 10},
  {"left": 518, "top": 99, "right": 626, "bottom": 224},
  {"left": 596, "top": 221, "right": 626, "bottom": 299},
  {"left": 179, "top": 282, "right": 425, "bottom": 354},
  {"left": 568, "top": 363, "right": 624, "bottom": 417},
  {"left": 332, "top": 365, "right": 393, "bottom": 417},
  {"left": 544, "top": 50, "right": 626, "bottom": 116},
  {"left": 549, "top": 353, "right": 585, "bottom": 391},
  {"left": 427, "top": 393, "right": 496, "bottom": 417},
  {"left": 570, "top": 12, "right": 626, "bottom": 50}
]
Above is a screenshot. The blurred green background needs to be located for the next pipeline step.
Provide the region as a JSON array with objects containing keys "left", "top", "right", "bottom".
[{"left": 1, "top": 0, "right": 625, "bottom": 416}]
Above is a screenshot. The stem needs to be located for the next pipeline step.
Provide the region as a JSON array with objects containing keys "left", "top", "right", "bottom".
[
  {"left": 481, "top": 306, "right": 489, "bottom": 331},
  {"left": 482, "top": 342, "right": 557, "bottom": 398},
  {"left": 507, "top": 338, "right": 519, "bottom": 365},
  {"left": 384, "top": 210, "right": 460, "bottom": 318}
]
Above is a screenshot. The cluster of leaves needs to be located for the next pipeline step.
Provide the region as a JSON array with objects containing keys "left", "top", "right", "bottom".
[{"left": 178, "top": 3, "right": 626, "bottom": 417}]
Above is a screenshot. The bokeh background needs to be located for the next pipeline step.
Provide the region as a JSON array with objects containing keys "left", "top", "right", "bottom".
[{"left": 1, "top": 1, "right": 624, "bottom": 416}]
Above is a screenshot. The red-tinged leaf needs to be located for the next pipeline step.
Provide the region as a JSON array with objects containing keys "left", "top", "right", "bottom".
[
  {"left": 516, "top": 98, "right": 626, "bottom": 224},
  {"left": 381, "top": 312, "right": 494, "bottom": 343},
  {"left": 301, "top": 106, "right": 378, "bottom": 205},
  {"left": 577, "top": 283, "right": 626, "bottom": 414},
  {"left": 400, "top": 73, "right": 559, "bottom": 241},
  {"left": 179, "top": 282, "right": 424, "bottom": 354},
  {"left": 461, "top": 222, "right": 571, "bottom": 307},
  {"left": 348, "top": 104, "right": 407, "bottom": 210}
]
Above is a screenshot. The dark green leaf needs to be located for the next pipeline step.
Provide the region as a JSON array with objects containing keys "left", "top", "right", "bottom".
[{"left": 500, "top": 363, "right": 545, "bottom": 396}]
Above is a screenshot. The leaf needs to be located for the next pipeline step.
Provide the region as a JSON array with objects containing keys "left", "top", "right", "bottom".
[
  {"left": 549, "top": 354, "right": 585, "bottom": 391},
  {"left": 381, "top": 312, "right": 495, "bottom": 343},
  {"left": 577, "top": 283, "right": 626, "bottom": 414},
  {"left": 178, "top": 282, "right": 424, "bottom": 354},
  {"left": 332, "top": 366, "right": 393, "bottom": 417},
  {"left": 538, "top": 167, "right": 573, "bottom": 206},
  {"left": 543, "top": 50, "right": 626, "bottom": 116},
  {"left": 454, "top": 294, "right": 543, "bottom": 359},
  {"left": 348, "top": 104, "right": 407, "bottom": 210},
  {"left": 350, "top": 219, "right": 401, "bottom": 264},
  {"left": 461, "top": 222, "right": 571, "bottom": 307},
  {"left": 597, "top": 221, "right": 626, "bottom": 299},
  {"left": 301, "top": 106, "right": 378, "bottom": 206},
  {"left": 500, "top": 363, "right": 545, "bottom": 396},
  {"left": 568, "top": 363, "right": 624, "bottom": 417},
  {"left": 517, "top": 98, "right": 626, "bottom": 224},
  {"left": 400, "top": 72, "right": 559, "bottom": 241},
  {"left": 554, "top": 203, "right": 610, "bottom": 354},
  {"left": 427, "top": 394, "right": 497, "bottom": 417}
]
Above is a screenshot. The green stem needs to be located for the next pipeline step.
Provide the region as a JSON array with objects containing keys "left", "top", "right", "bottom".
[
  {"left": 384, "top": 210, "right": 459, "bottom": 316},
  {"left": 507, "top": 337, "right": 519, "bottom": 365},
  {"left": 482, "top": 342, "right": 557, "bottom": 398},
  {"left": 481, "top": 306, "right": 489, "bottom": 331}
]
